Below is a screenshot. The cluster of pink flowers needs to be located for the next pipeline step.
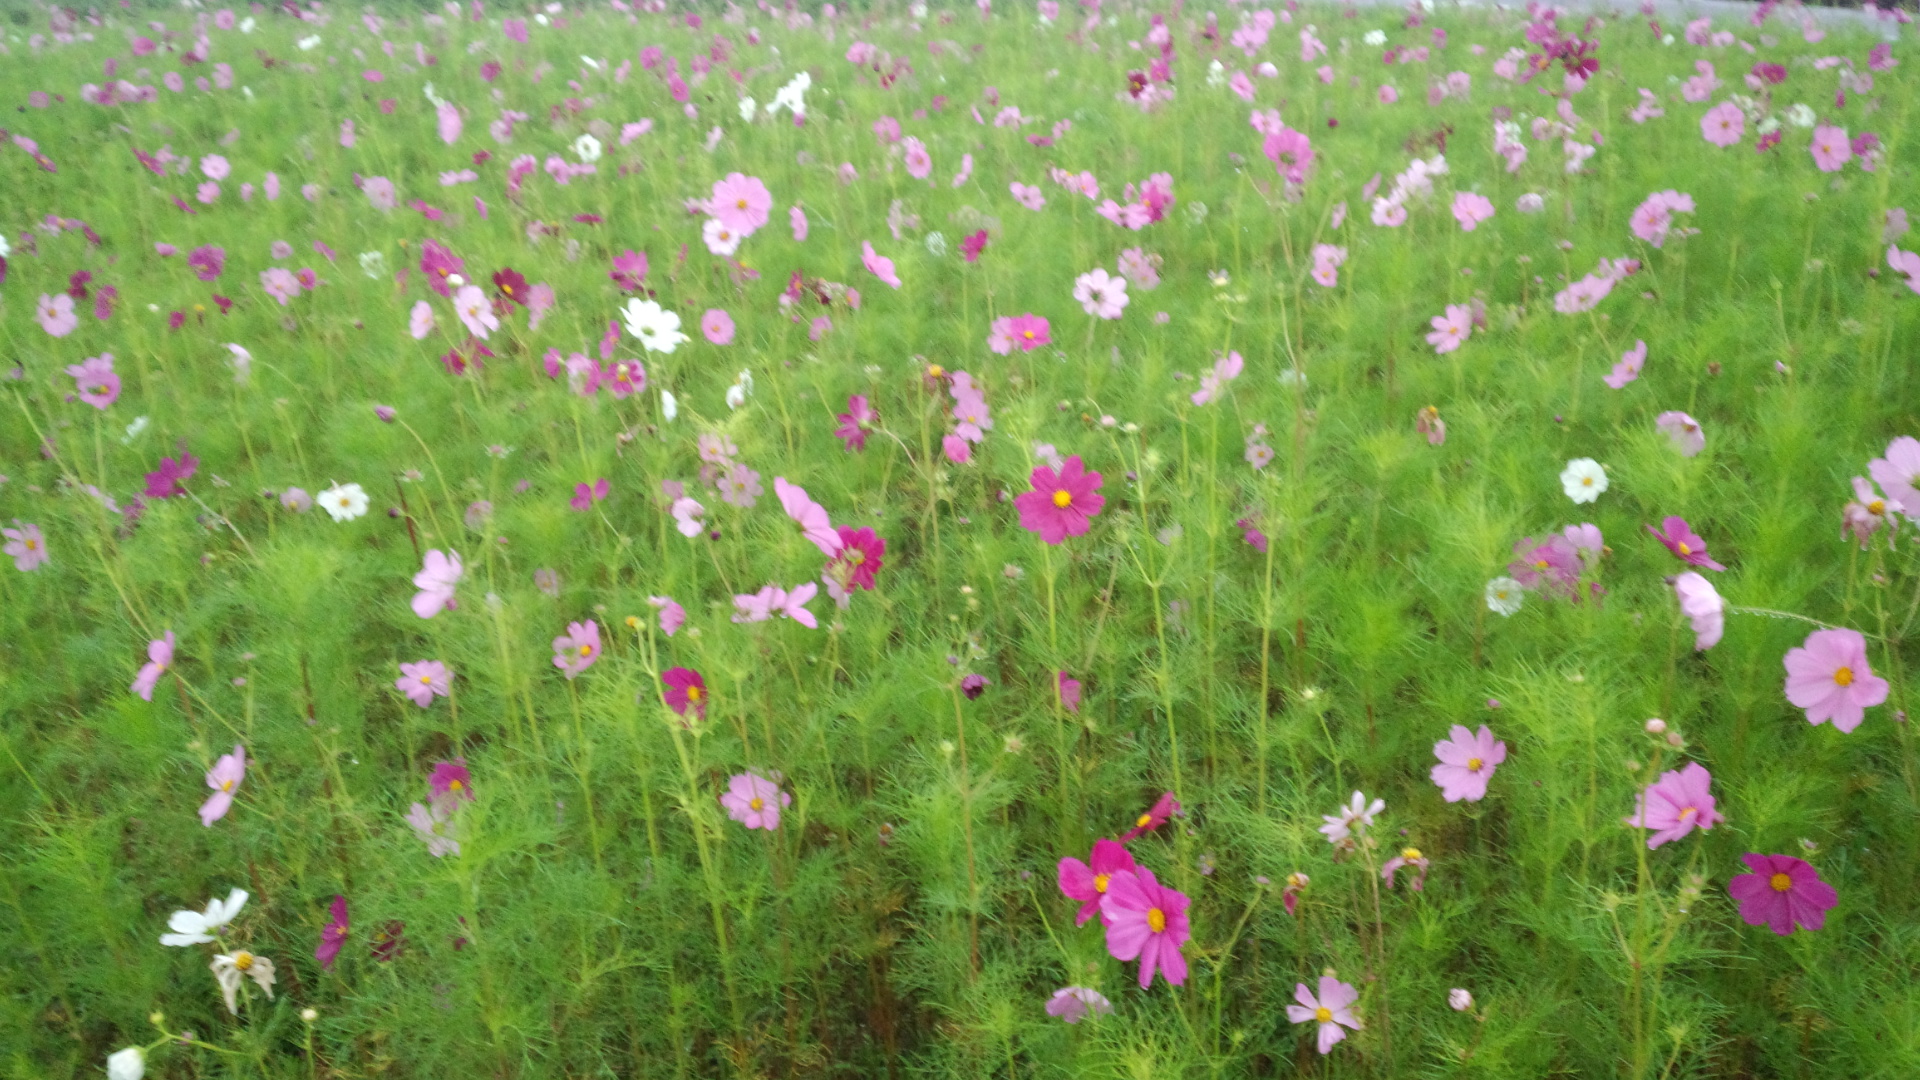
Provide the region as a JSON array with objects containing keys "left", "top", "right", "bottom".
[
  {"left": 1093, "top": 172, "right": 1174, "bottom": 230},
  {"left": 941, "top": 370, "right": 993, "bottom": 464}
]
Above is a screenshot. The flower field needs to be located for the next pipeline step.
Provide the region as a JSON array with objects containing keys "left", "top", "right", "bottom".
[{"left": 4, "top": 0, "right": 1920, "bottom": 1076}]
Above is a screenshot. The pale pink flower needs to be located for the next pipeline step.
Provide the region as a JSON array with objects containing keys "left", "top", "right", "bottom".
[
  {"left": 199, "top": 745, "right": 246, "bottom": 826},
  {"left": 1701, "top": 101, "right": 1745, "bottom": 147},
  {"left": 1624, "top": 762, "right": 1721, "bottom": 849},
  {"left": 1426, "top": 304, "right": 1471, "bottom": 354},
  {"left": 1604, "top": 340, "right": 1647, "bottom": 388},
  {"left": 1430, "top": 725, "right": 1505, "bottom": 802},
  {"left": 1451, "top": 191, "right": 1494, "bottom": 231},
  {"left": 721, "top": 771, "right": 790, "bottom": 830},
  {"left": 1673, "top": 571, "right": 1725, "bottom": 650},
  {"left": 1655, "top": 411, "right": 1705, "bottom": 456},
  {"left": 409, "top": 300, "right": 435, "bottom": 340},
  {"left": 861, "top": 241, "right": 902, "bottom": 289},
  {"left": 1073, "top": 268, "right": 1128, "bottom": 319},
  {"left": 1810, "top": 124, "right": 1851, "bottom": 172},
  {"left": 396, "top": 659, "right": 452, "bottom": 707},
  {"left": 1784, "top": 628, "right": 1889, "bottom": 733},
  {"left": 453, "top": 284, "right": 498, "bottom": 338},
  {"left": 1285, "top": 976, "right": 1362, "bottom": 1054},
  {"left": 774, "top": 477, "right": 843, "bottom": 555},
  {"left": 131, "top": 631, "right": 176, "bottom": 700}
]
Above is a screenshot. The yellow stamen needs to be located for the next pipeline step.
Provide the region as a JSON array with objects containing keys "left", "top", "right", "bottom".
[
  {"left": 686, "top": 685, "right": 703, "bottom": 701},
  {"left": 1769, "top": 873, "right": 1792, "bottom": 892},
  {"left": 1401, "top": 847, "right": 1421, "bottom": 860},
  {"left": 1314, "top": 1006, "right": 1332, "bottom": 1023},
  {"left": 848, "top": 550, "right": 865, "bottom": 564},
  {"left": 1136, "top": 813, "right": 1152, "bottom": 828},
  {"left": 233, "top": 952, "right": 253, "bottom": 971},
  {"left": 1834, "top": 666, "right": 1854, "bottom": 687},
  {"left": 1466, "top": 757, "right": 1483, "bottom": 772},
  {"left": 1677, "top": 541, "right": 1691, "bottom": 555},
  {"left": 1052, "top": 489, "right": 1073, "bottom": 508},
  {"left": 420, "top": 675, "right": 433, "bottom": 685},
  {"left": 578, "top": 645, "right": 593, "bottom": 657},
  {"left": 1146, "top": 908, "right": 1166, "bottom": 933},
  {"left": 1093, "top": 873, "right": 1110, "bottom": 894},
  {"left": 749, "top": 796, "right": 764, "bottom": 811}
]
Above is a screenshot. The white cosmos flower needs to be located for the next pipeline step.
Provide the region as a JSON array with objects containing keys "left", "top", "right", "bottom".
[
  {"left": 660, "top": 388, "right": 678, "bottom": 422},
  {"left": 1485, "top": 576, "right": 1524, "bottom": 616},
  {"left": 1363, "top": 29, "right": 1387, "bottom": 45},
  {"left": 1318, "top": 791, "right": 1385, "bottom": 844},
  {"left": 160, "top": 887, "right": 249, "bottom": 946},
  {"left": 1559, "top": 458, "right": 1608, "bottom": 504},
  {"left": 573, "top": 133, "right": 602, "bottom": 162},
  {"left": 702, "top": 218, "right": 743, "bottom": 257},
  {"left": 122, "top": 415, "right": 150, "bottom": 444},
  {"left": 239, "top": 16, "right": 256, "bottom": 32},
  {"left": 622, "top": 299, "right": 691, "bottom": 354},
  {"left": 772, "top": 71, "right": 810, "bottom": 116},
  {"left": 1207, "top": 59, "right": 1227, "bottom": 87},
  {"left": 296, "top": 34, "right": 321, "bottom": 50},
  {"left": 358, "top": 250, "right": 388, "bottom": 278},
  {"left": 210, "top": 951, "right": 276, "bottom": 1015},
  {"left": 107, "top": 1047, "right": 145, "bottom": 1080},
  {"left": 1786, "top": 103, "right": 1816, "bottom": 128},
  {"left": 317, "top": 482, "right": 370, "bottom": 522},
  {"left": 725, "top": 369, "right": 754, "bottom": 410},
  {"left": 0, "top": 231, "right": 10, "bottom": 259},
  {"left": 580, "top": 54, "right": 602, "bottom": 70},
  {"left": 738, "top": 96, "right": 758, "bottom": 122},
  {"left": 225, "top": 344, "right": 252, "bottom": 384}
]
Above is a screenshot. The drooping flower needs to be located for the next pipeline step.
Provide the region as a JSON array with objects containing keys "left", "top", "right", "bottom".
[
  {"left": 1624, "top": 762, "right": 1721, "bottom": 849},
  {"left": 551, "top": 619, "right": 601, "bottom": 679},
  {"left": 1057, "top": 838, "right": 1137, "bottom": 926},
  {"left": 720, "top": 771, "right": 790, "bottom": 830},
  {"left": 1099, "top": 867, "right": 1191, "bottom": 988},
  {"left": 1727, "top": 853, "right": 1839, "bottom": 935},
  {"left": 1381, "top": 847, "right": 1430, "bottom": 890},
  {"left": 1673, "top": 572, "right": 1725, "bottom": 650},
  {"left": 315, "top": 895, "right": 349, "bottom": 971},
  {"left": 159, "top": 887, "right": 250, "bottom": 946},
  {"left": 1560, "top": 458, "right": 1608, "bottom": 503},
  {"left": 1430, "top": 725, "right": 1505, "bottom": 802},
  {"left": 1057, "top": 671, "right": 1083, "bottom": 713},
  {"left": 1655, "top": 411, "right": 1705, "bottom": 457},
  {"left": 1014, "top": 455, "right": 1105, "bottom": 544},
  {"left": 396, "top": 660, "right": 451, "bottom": 708},
  {"left": 199, "top": 744, "right": 247, "bottom": 826},
  {"left": 648, "top": 595, "right": 686, "bottom": 636},
  {"left": 3, "top": 521, "right": 49, "bottom": 572},
  {"left": 210, "top": 949, "right": 277, "bottom": 1014},
  {"left": 775, "top": 477, "right": 843, "bottom": 556},
  {"left": 571, "top": 477, "right": 611, "bottom": 511},
  {"left": 410, "top": 549, "right": 463, "bottom": 618},
  {"left": 131, "top": 631, "right": 176, "bottom": 700},
  {"left": 1783, "top": 628, "right": 1888, "bottom": 733},
  {"left": 661, "top": 666, "right": 707, "bottom": 719},
  {"left": 1319, "top": 791, "right": 1385, "bottom": 845},
  {"left": 1646, "top": 516, "right": 1726, "bottom": 571},
  {"left": 1189, "top": 351, "right": 1244, "bottom": 406},
  {"left": 960, "top": 673, "right": 989, "bottom": 699},
  {"left": 1118, "top": 791, "right": 1179, "bottom": 842},
  {"left": 1286, "top": 976, "right": 1363, "bottom": 1054},
  {"left": 1044, "top": 986, "right": 1113, "bottom": 1024}
]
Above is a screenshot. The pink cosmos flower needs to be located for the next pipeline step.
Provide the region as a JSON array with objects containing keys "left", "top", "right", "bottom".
[
  {"left": 131, "top": 631, "right": 176, "bottom": 700},
  {"left": 260, "top": 267, "right": 302, "bottom": 306},
  {"left": 551, "top": 619, "right": 601, "bottom": 679},
  {"left": 1624, "top": 762, "right": 1721, "bottom": 849},
  {"left": 1099, "top": 867, "right": 1191, "bottom": 988},
  {"left": 701, "top": 309, "right": 735, "bottom": 345},
  {"left": 662, "top": 666, "right": 707, "bottom": 718},
  {"left": 405, "top": 800, "right": 459, "bottom": 857},
  {"left": 1810, "top": 124, "right": 1851, "bottom": 172},
  {"left": 429, "top": 758, "right": 473, "bottom": 806},
  {"left": 902, "top": 135, "right": 932, "bottom": 179},
  {"left": 36, "top": 293, "right": 78, "bottom": 336},
  {"left": 1426, "top": 304, "right": 1472, "bottom": 353},
  {"left": 1701, "top": 101, "right": 1745, "bottom": 147},
  {"left": 397, "top": 660, "right": 452, "bottom": 708},
  {"left": 1451, "top": 191, "right": 1495, "bottom": 231},
  {"left": 1604, "top": 339, "right": 1647, "bottom": 388},
  {"left": 710, "top": 173, "right": 773, "bottom": 235},
  {"left": 861, "top": 241, "right": 902, "bottom": 288},
  {"left": 790, "top": 205, "right": 809, "bottom": 241},
  {"left": 408, "top": 300, "right": 436, "bottom": 340},
  {"left": 570, "top": 477, "right": 610, "bottom": 511},
  {"left": 1430, "top": 724, "right": 1506, "bottom": 802},
  {"left": 961, "top": 229, "right": 988, "bottom": 262},
  {"left": 1010, "top": 181, "right": 1046, "bottom": 210},
  {"left": 1006, "top": 313, "right": 1052, "bottom": 352},
  {"left": 721, "top": 771, "right": 791, "bottom": 831},
  {"left": 437, "top": 100, "right": 463, "bottom": 144},
  {"left": 315, "top": 895, "right": 349, "bottom": 970},
  {"left": 1727, "top": 854, "right": 1839, "bottom": 935},
  {"left": 1783, "top": 628, "right": 1888, "bottom": 733},
  {"left": 1262, "top": 126, "right": 1315, "bottom": 184},
  {"left": 1014, "top": 455, "right": 1105, "bottom": 544},
  {"left": 1655, "top": 411, "right": 1705, "bottom": 456},
  {"left": 4, "top": 521, "right": 50, "bottom": 572},
  {"left": 1073, "top": 268, "right": 1128, "bottom": 319},
  {"left": 1057, "top": 671, "right": 1083, "bottom": 713},
  {"left": 1870, "top": 436, "right": 1920, "bottom": 517},
  {"left": 454, "top": 284, "right": 498, "bottom": 339},
  {"left": 1190, "top": 351, "right": 1244, "bottom": 406},
  {"left": 188, "top": 244, "right": 227, "bottom": 281},
  {"left": 1058, "top": 838, "right": 1138, "bottom": 925},
  {"left": 671, "top": 496, "right": 706, "bottom": 537},
  {"left": 1508, "top": 535, "right": 1580, "bottom": 595},
  {"left": 1674, "top": 571, "right": 1725, "bottom": 650},
  {"left": 1286, "top": 976, "right": 1362, "bottom": 1054},
  {"left": 1381, "top": 847, "right": 1430, "bottom": 891},
  {"left": 835, "top": 395, "right": 878, "bottom": 451},
  {"left": 410, "top": 550, "right": 462, "bottom": 619},
  {"left": 775, "top": 477, "right": 843, "bottom": 555},
  {"left": 1309, "top": 243, "right": 1346, "bottom": 288},
  {"left": 1118, "top": 792, "right": 1179, "bottom": 842},
  {"left": 1044, "top": 987, "right": 1113, "bottom": 1024},
  {"left": 144, "top": 451, "right": 198, "bottom": 499},
  {"left": 66, "top": 353, "right": 120, "bottom": 409},
  {"left": 364, "top": 176, "right": 397, "bottom": 211},
  {"left": 1647, "top": 516, "right": 1726, "bottom": 571},
  {"left": 1630, "top": 190, "right": 1694, "bottom": 247},
  {"left": 199, "top": 744, "right": 246, "bottom": 826}
]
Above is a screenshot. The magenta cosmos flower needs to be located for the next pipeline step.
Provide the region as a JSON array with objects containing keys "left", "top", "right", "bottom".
[
  {"left": 1783, "top": 628, "right": 1888, "bottom": 733},
  {"left": 66, "top": 353, "right": 120, "bottom": 409},
  {"left": 710, "top": 173, "right": 772, "bottom": 234},
  {"left": 315, "top": 895, "right": 349, "bottom": 970},
  {"left": 834, "top": 395, "right": 878, "bottom": 451},
  {"left": 661, "top": 666, "right": 707, "bottom": 719},
  {"left": 3, "top": 521, "right": 49, "bottom": 572},
  {"left": 720, "top": 771, "right": 790, "bottom": 831},
  {"left": 1014, "top": 455, "right": 1105, "bottom": 544},
  {"left": 1430, "top": 724, "right": 1506, "bottom": 802},
  {"left": 1647, "top": 516, "right": 1725, "bottom": 571},
  {"left": 861, "top": 241, "right": 902, "bottom": 289},
  {"left": 199, "top": 744, "right": 246, "bottom": 826},
  {"left": 396, "top": 660, "right": 451, "bottom": 708},
  {"left": 551, "top": 619, "right": 601, "bottom": 679},
  {"left": 131, "top": 630, "right": 176, "bottom": 700},
  {"left": 1727, "top": 854, "right": 1839, "bottom": 935},
  {"left": 1056, "top": 838, "right": 1137, "bottom": 926},
  {"left": 1624, "top": 762, "right": 1721, "bottom": 849},
  {"left": 1099, "top": 867, "right": 1191, "bottom": 988},
  {"left": 1286, "top": 976, "right": 1362, "bottom": 1054},
  {"left": 430, "top": 758, "right": 474, "bottom": 804},
  {"left": 1057, "top": 670, "right": 1083, "bottom": 713},
  {"left": 1118, "top": 791, "right": 1179, "bottom": 842},
  {"left": 826, "top": 525, "right": 886, "bottom": 595}
]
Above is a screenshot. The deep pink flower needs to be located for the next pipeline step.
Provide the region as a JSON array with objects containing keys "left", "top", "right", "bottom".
[
  {"left": 421, "top": 240, "right": 464, "bottom": 297},
  {"left": 835, "top": 395, "right": 878, "bottom": 451},
  {"left": 1430, "top": 724, "right": 1505, "bottom": 802},
  {"left": 397, "top": 660, "right": 452, "bottom": 708},
  {"left": 1007, "top": 313, "right": 1051, "bottom": 351},
  {"left": 66, "top": 353, "right": 120, "bottom": 409},
  {"left": 1727, "top": 854, "right": 1838, "bottom": 935},
  {"left": 570, "top": 478, "right": 610, "bottom": 511},
  {"left": 1624, "top": 762, "right": 1721, "bottom": 848},
  {"left": 199, "top": 744, "right": 246, "bottom": 826},
  {"left": 188, "top": 244, "right": 227, "bottom": 281},
  {"left": 721, "top": 771, "right": 790, "bottom": 830},
  {"left": 1014, "top": 455, "right": 1105, "bottom": 544},
  {"left": 1057, "top": 671, "right": 1083, "bottom": 713},
  {"left": 1056, "top": 838, "right": 1137, "bottom": 926},
  {"left": 1099, "top": 867, "right": 1191, "bottom": 988},
  {"left": 827, "top": 525, "right": 886, "bottom": 594},
  {"left": 662, "top": 666, "right": 707, "bottom": 718},
  {"left": 1647, "top": 516, "right": 1725, "bottom": 571},
  {"left": 551, "top": 619, "right": 601, "bottom": 679},
  {"left": 960, "top": 673, "right": 989, "bottom": 699},
  {"left": 143, "top": 451, "right": 199, "bottom": 499},
  {"left": 1286, "top": 976, "right": 1362, "bottom": 1054},
  {"left": 961, "top": 229, "right": 988, "bottom": 262},
  {"left": 710, "top": 173, "right": 773, "bottom": 235},
  {"left": 1783, "top": 628, "right": 1888, "bottom": 733},
  {"left": 1262, "top": 126, "right": 1316, "bottom": 184},
  {"left": 315, "top": 895, "right": 349, "bottom": 970},
  {"left": 430, "top": 758, "right": 474, "bottom": 804},
  {"left": 1508, "top": 535, "right": 1580, "bottom": 595},
  {"left": 1118, "top": 792, "right": 1179, "bottom": 842}
]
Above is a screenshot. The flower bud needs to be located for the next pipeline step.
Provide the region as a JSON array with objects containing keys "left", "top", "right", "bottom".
[{"left": 1644, "top": 718, "right": 1667, "bottom": 734}]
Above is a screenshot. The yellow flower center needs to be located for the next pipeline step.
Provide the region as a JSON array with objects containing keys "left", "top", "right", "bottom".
[
  {"left": 1052, "top": 489, "right": 1073, "bottom": 508},
  {"left": 1834, "top": 666, "right": 1854, "bottom": 687},
  {"left": 420, "top": 675, "right": 434, "bottom": 685},
  {"left": 1401, "top": 848, "right": 1421, "bottom": 860},
  {"left": 221, "top": 779, "right": 235, "bottom": 791},
  {"left": 1136, "top": 813, "right": 1152, "bottom": 828},
  {"left": 502, "top": 283, "right": 514, "bottom": 295},
  {"left": 1466, "top": 757, "right": 1483, "bottom": 772},
  {"left": 686, "top": 685, "right": 703, "bottom": 701},
  {"left": 1869, "top": 500, "right": 1886, "bottom": 515},
  {"left": 1314, "top": 1006, "right": 1332, "bottom": 1023},
  {"left": 1093, "top": 873, "right": 1110, "bottom": 893},
  {"left": 1534, "top": 559, "right": 1549, "bottom": 571},
  {"left": 449, "top": 780, "right": 463, "bottom": 792},
  {"left": 928, "top": 365, "right": 944, "bottom": 378},
  {"left": 25, "top": 540, "right": 38, "bottom": 551},
  {"left": 749, "top": 796, "right": 764, "bottom": 811},
  {"left": 735, "top": 198, "right": 748, "bottom": 210},
  {"left": 1769, "top": 873, "right": 1792, "bottom": 892},
  {"left": 1677, "top": 541, "right": 1691, "bottom": 555},
  {"left": 1146, "top": 908, "right": 1166, "bottom": 933},
  {"left": 578, "top": 645, "right": 594, "bottom": 657},
  {"left": 233, "top": 952, "right": 254, "bottom": 971},
  {"left": 1581, "top": 476, "right": 1594, "bottom": 486},
  {"left": 1678, "top": 806, "right": 1696, "bottom": 820},
  {"left": 849, "top": 550, "right": 865, "bottom": 564},
  {"left": 1022, "top": 330, "right": 1035, "bottom": 340}
]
